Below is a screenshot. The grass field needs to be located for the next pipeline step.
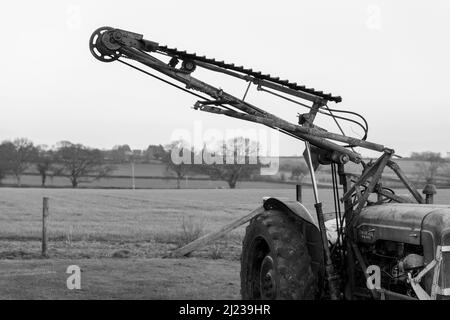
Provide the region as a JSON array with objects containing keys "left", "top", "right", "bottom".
[
  {"left": 3, "top": 187, "right": 450, "bottom": 242},
  {"left": 0, "top": 187, "right": 331, "bottom": 261},
  {"left": 1, "top": 187, "right": 450, "bottom": 299},
  {"left": 0, "top": 258, "right": 240, "bottom": 300},
  {"left": 0, "top": 187, "right": 313, "bottom": 243},
  {"left": 0, "top": 188, "right": 300, "bottom": 299}
]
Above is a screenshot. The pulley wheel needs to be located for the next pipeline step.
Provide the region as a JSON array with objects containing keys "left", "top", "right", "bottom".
[{"left": 89, "top": 26, "right": 121, "bottom": 63}]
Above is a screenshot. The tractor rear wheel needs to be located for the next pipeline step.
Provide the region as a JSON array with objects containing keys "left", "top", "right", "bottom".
[{"left": 241, "top": 210, "right": 318, "bottom": 300}]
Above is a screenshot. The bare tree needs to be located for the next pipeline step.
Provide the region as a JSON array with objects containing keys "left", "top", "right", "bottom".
[
  {"left": 0, "top": 142, "right": 15, "bottom": 185},
  {"left": 200, "top": 137, "right": 261, "bottom": 189},
  {"left": 3, "top": 138, "right": 38, "bottom": 186},
  {"left": 162, "top": 140, "right": 194, "bottom": 189},
  {"left": 35, "top": 145, "right": 55, "bottom": 187},
  {"left": 411, "top": 151, "right": 447, "bottom": 184},
  {"left": 55, "top": 142, "right": 114, "bottom": 188}
]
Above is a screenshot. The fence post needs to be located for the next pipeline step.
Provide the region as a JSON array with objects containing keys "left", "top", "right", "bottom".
[
  {"left": 296, "top": 184, "right": 302, "bottom": 202},
  {"left": 42, "top": 197, "right": 49, "bottom": 257}
]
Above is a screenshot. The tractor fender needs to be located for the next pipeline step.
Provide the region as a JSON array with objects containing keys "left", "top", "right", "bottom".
[
  {"left": 263, "top": 197, "right": 319, "bottom": 229},
  {"left": 262, "top": 197, "right": 324, "bottom": 280}
]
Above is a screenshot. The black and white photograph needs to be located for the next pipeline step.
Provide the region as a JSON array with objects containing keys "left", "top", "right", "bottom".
[{"left": 1, "top": 0, "right": 450, "bottom": 307}]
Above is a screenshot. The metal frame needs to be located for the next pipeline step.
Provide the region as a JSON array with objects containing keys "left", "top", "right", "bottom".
[{"left": 408, "top": 245, "right": 450, "bottom": 300}]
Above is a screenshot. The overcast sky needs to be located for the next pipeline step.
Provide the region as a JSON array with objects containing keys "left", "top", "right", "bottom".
[{"left": 1, "top": 0, "right": 449, "bottom": 157}]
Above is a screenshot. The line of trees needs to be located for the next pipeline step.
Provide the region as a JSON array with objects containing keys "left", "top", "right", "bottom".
[
  {"left": 2, "top": 136, "right": 446, "bottom": 189},
  {"left": 0, "top": 138, "right": 115, "bottom": 188},
  {"left": 0, "top": 137, "right": 270, "bottom": 189}
]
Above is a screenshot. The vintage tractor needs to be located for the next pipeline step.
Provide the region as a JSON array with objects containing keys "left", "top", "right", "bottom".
[{"left": 90, "top": 27, "right": 450, "bottom": 300}]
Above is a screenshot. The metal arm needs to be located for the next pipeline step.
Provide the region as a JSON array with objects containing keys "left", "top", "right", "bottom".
[{"left": 89, "top": 27, "right": 392, "bottom": 164}]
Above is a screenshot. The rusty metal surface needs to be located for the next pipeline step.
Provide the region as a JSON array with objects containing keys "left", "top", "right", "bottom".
[{"left": 355, "top": 203, "right": 450, "bottom": 245}]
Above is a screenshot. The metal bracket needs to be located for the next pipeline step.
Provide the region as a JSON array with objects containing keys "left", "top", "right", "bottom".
[{"left": 408, "top": 245, "right": 450, "bottom": 300}]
